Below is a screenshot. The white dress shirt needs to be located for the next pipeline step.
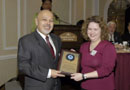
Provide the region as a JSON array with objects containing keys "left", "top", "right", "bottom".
[
  {"left": 109, "top": 33, "right": 115, "bottom": 42},
  {"left": 37, "top": 29, "right": 56, "bottom": 78}
]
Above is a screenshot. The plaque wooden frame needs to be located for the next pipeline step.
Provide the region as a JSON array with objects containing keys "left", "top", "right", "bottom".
[{"left": 57, "top": 50, "right": 80, "bottom": 76}]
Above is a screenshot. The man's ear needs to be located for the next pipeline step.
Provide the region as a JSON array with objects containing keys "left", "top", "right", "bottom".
[{"left": 35, "top": 18, "right": 38, "bottom": 26}]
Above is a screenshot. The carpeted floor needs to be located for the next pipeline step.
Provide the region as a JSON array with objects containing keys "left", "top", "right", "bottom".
[
  {"left": 4, "top": 77, "right": 80, "bottom": 90},
  {"left": 5, "top": 80, "right": 22, "bottom": 90}
]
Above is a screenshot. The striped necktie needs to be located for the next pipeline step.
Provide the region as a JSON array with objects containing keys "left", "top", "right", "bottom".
[{"left": 46, "top": 36, "right": 55, "bottom": 58}]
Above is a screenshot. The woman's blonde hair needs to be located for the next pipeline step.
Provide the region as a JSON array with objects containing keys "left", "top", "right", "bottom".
[{"left": 81, "top": 16, "right": 109, "bottom": 41}]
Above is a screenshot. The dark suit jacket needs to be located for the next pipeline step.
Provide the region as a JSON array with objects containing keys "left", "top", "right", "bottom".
[
  {"left": 122, "top": 32, "right": 130, "bottom": 41},
  {"left": 18, "top": 31, "right": 62, "bottom": 90},
  {"left": 114, "top": 31, "right": 122, "bottom": 43},
  {"left": 122, "top": 32, "right": 130, "bottom": 46}
]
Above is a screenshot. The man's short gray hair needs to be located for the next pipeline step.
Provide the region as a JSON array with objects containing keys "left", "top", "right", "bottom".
[{"left": 107, "top": 21, "right": 116, "bottom": 27}]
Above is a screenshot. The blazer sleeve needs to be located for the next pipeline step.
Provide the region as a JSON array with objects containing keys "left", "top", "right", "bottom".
[
  {"left": 97, "top": 43, "right": 117, "bottom": 77},
  {"left": 18, "top": 38, "right": 48, "bottom": 82}
]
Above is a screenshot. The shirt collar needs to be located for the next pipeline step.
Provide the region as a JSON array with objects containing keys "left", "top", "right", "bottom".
[{"left": 36, "top": 29, "right": 50, "bottom": 40}]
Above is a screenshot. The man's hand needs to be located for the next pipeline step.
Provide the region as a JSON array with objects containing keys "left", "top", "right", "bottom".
[{"left": 51, "top": 69, "right": 65, "bottom": 78}]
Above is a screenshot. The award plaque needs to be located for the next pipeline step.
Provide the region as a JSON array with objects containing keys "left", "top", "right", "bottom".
[{"left": 57, "top": 50, "right": 80, "bottom": 76}]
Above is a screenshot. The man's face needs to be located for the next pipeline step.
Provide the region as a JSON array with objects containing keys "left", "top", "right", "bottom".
[
  {"left": 35, "top": 10, "right": 54, "bottom": 35},
  {"left": 42, "top": 1, "right": 52, "bottom": 11},
  {"left": 108, "top": 24, "right": 116, "bottom": 33}
]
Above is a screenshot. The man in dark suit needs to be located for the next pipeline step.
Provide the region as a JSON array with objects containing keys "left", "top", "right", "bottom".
[
  {"left": 107, "top": 21, "right": 122, "bottom": 44},
  {"left": 122, "top": 22, "right": 130, "bottom": 46},
  {"left": 122, "top": 22, "right": 130, "bottom": 41},
  {"left": 18, "top": 10, "right": 65, "bottom": 90}
]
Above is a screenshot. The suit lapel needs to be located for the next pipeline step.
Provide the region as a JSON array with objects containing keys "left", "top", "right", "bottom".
[
  {"left": 33, "top": 31, "right": 54, "bottom": 58},
  {"left": 34, "top": 31, "right": 59, "bottom": 61}
]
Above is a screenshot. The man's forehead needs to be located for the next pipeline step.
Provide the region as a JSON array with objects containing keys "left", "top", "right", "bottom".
[{"left": 37, "top": 10, "right": 53, "bottom": 18}]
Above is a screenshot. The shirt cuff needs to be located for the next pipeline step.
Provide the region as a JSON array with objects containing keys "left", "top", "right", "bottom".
[{"left": 47, "top": 69, "right": 51, "bottom": 78}]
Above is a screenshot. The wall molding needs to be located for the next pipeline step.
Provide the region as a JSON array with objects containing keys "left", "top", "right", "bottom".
[
  {"left": 2, "top": 0, "right": 21, "bottom": 50},
  {"left": 92, "top": 0, "right": 99, "bottom": 16},
  {"left": 69, "top": 0, "right": 72, "bottom": 24},
  {"left": 0, "top": 54, "right": 17, "bottom": 60},
  {"left": 83, "top": 0, "right": 87, "bottom": 20},
  {"left": 104, "top": 0, "right": 113, "bottom": 22},
  {"left": 17, "top": 0, "right": 21, "bottom": 39},
  {"left": 73, "top": 0, "right": 77, "bottom": 24},
  {"left": 23, "top": 0, "right": 27, "bottom": 35}
]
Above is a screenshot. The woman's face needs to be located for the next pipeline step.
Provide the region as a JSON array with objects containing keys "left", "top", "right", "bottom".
[
  {"left": 87, "top": 22, "right": 101, "bottom": 42},
  {"left": 42, "top": 1, "right": 52, "bottom": 11}
]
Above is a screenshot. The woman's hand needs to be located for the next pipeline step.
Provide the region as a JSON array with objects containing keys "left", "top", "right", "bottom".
[{"left": 70, "top": 73, "right": 83, "bottom": 81}]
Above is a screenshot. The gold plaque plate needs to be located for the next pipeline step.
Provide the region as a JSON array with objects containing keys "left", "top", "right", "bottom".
[{"left": 57, "top": 50, "right": 80, "bottom": 76}]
